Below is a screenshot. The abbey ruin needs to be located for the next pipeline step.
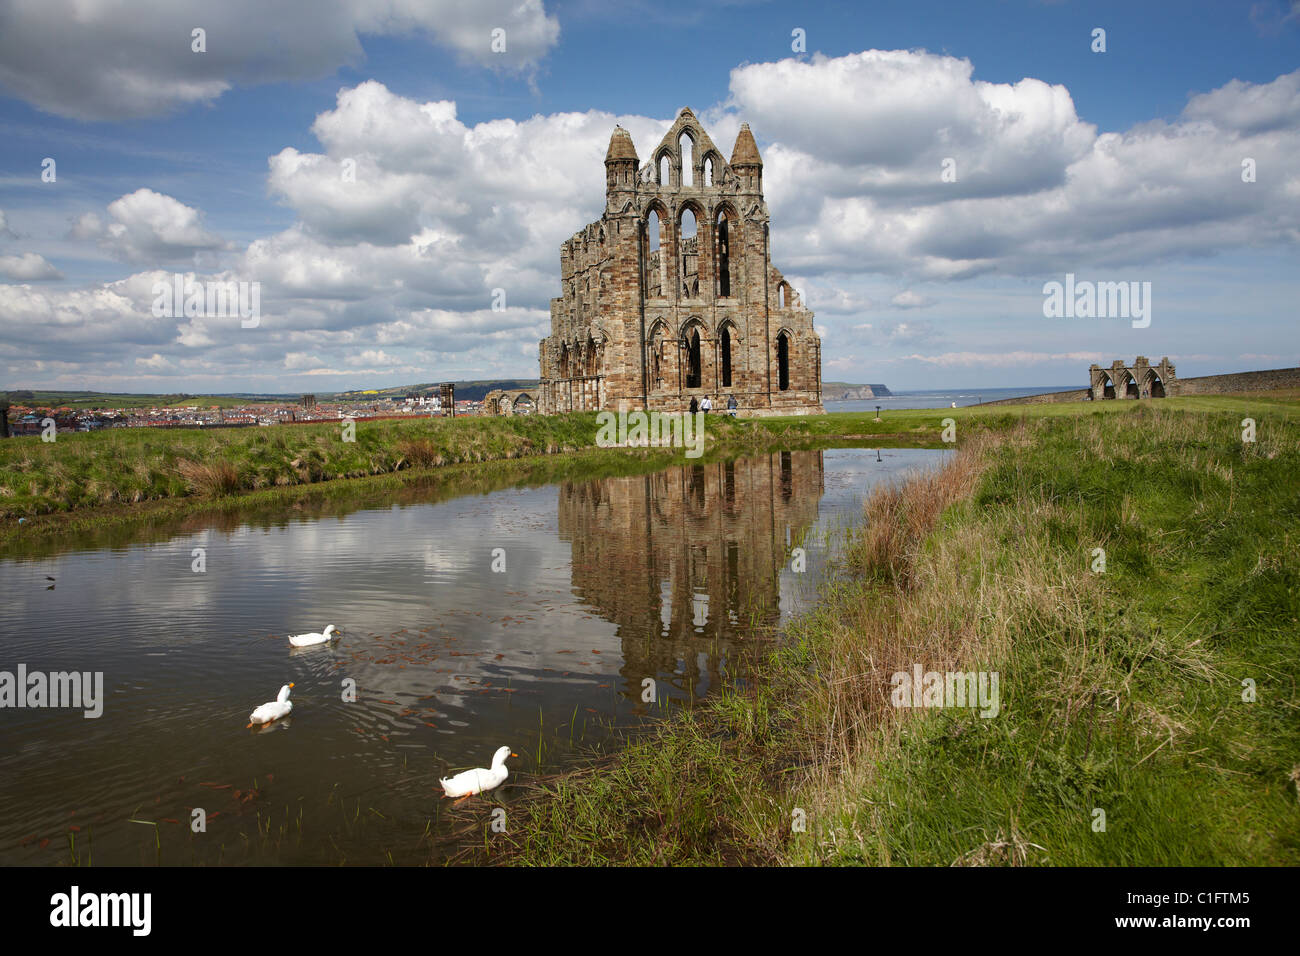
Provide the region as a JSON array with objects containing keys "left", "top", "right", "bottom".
[
  {"left": 537, "top": 109, "right": 823, "bottom": 416},
  {"left": 1090, "top": 357, "right": 1176, "bottom": 400}
]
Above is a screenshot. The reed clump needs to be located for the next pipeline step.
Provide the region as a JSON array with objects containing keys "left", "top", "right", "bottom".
[{"left": 175, "top": 458, "right": 240, "bottom": 496}]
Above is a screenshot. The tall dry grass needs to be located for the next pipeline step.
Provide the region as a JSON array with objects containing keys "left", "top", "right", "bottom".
[
  {"left": 784, "top": 425, "right": 1102, "bottom": 835},
  {"left": 174, "top": 458, "right": 240, "bottom": 496},
  {"left": 783, "top": 406, "right": 1300, "bottom": 865},
  {"left": 846, "top": 430, "right": 993, "bottom": 587},
  {"left": 395, "top": 437, "right": 444, "bottom": 468}
]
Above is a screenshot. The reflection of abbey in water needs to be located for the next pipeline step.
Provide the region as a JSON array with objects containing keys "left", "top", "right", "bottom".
[{"left": 558, "top": 450, "right": 824, "bottom": 697}]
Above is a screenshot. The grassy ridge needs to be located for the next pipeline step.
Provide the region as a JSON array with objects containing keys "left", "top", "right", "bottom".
[
  {"left": 0, "top": 408, "right": 958, "bottom": 529},
  {"left": 1, "top": 429, "right": 889, "bottom": 559},
  {"left": 0, "top": 413, "right": 602, "bottom": 520},
  {"left": 489, "top": 401, "right": 1300, "bottom": 865},
  {"left": 5, "top": 393, "right": 1285, "bottom": 526}
]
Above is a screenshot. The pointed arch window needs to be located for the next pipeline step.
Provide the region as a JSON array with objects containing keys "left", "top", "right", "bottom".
[
  {"left": 716, "top": 210, "right": 732, "bottom": 298},
  {"left": 680, "top": 208, "right": 698, "bottom": 299},
  {"left": 721, "top": 326, "right": 733, "bottom": 388},
  {"left": 686, "top": 328, "right": 702, "bottom": 389},
  {"left": 649, "top": 321, "right": 668, "bottom": 391},
  {"left": 777, "top": 332, "right": 790, "bottom": 391},
  {"left": 646, "top": 209, "right": 664, "bottom": 298}
]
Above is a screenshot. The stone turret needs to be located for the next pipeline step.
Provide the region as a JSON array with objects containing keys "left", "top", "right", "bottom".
[
  {"left": 605, "top": 125, "right": 638, "bottom": 199},
  {"left": 730, "top": 123, "right": 762, "bottom": 192}
]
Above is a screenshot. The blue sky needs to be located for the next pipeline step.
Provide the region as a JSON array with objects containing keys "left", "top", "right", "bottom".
[{"left": 0, "top": 0, "right": 1297, "bottom": 392}]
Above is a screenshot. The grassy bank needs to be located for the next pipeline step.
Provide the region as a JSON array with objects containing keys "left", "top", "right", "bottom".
[
  {"left": 0, "top": 407, "right": 955, "bottom": 541},
  {"left": 489, "top": 401, "right": 1300, "bottom": 865},
  {"left": 0, "top": 413, "right": 600, "bottom": 521},
  {"left": 4, "top": 393, "right": 1285, "bottom": 531},
  {"left": 1, "top": 428, "right": 899, "bottom": 559}
]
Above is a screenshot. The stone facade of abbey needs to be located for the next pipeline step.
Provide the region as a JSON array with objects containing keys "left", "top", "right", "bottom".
[{"left": 537, "top": 108, "right": 823, "bottom": 416}]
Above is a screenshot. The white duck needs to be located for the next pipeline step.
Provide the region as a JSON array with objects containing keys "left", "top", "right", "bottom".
[
  {"left": 247, "top": 683, "right": 294, "bottom": 728},
  {"left": 289, "top": 624, "right": 342, "bottom": 648},
  {"left": 439, "top": 746, "right": 517, "bottom": 799}
]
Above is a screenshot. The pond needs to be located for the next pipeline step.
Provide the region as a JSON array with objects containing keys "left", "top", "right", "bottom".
[{"left": 0, "top": 446, "right": 947, "bottom": 865}]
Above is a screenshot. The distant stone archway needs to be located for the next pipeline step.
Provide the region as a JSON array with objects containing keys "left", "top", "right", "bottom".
[
  {"left": 485, "top": 388, "right": 540, "bottom": 416},
  {"left": 1089, "top": 357, "right": 1177, "bottom": 401}
]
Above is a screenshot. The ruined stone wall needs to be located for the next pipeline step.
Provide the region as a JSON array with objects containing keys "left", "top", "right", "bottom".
[
  {"left": 484, "top": 388, "right": 539, "bottom": 416},
  {"left": 539, "top": 108, "right": 823, "bottom": 417},
  {"left": 979, "top": 388, "right": 1091, "bottom": 406},
  {"left": 1168, "top": 367, "right": 1300, "bottom": 395},
  {"left": 980, "top": 366, "right": 1300, "bottom": 407}
]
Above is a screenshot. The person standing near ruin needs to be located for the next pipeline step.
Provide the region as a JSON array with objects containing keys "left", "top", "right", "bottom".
[
  {"left": 727, "top": 394, "right": 738, "bottom": 417},
  {"left": 701, "top": 395, "right": 712, "bottom": 414},
  {"left": 689, "top": 396, "right": 699, "bottom": 414}
]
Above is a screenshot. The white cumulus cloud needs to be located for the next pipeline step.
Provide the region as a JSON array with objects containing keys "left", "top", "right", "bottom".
[
  {"left": 71, "top": 189, "right": 230, "bottom": 263},
  {"left": 0, "top": 0, "right": 560, "bottom": 120},
  {"left": 0, "top": 253, "right": 62, "bottom": 280}
]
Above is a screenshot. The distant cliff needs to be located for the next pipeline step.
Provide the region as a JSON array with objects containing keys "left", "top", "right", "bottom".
[{"left": 823, "top": 382, "right": 892, "bottom": 401}]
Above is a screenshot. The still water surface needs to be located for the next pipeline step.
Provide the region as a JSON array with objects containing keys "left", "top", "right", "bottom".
[{"left": 0, "top": 447, "right": 945, "bottom": 864}]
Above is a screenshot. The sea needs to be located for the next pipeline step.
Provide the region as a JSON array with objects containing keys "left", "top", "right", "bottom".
[{"left": 826, "top": 386, "right": 1075, "bottom": 412}]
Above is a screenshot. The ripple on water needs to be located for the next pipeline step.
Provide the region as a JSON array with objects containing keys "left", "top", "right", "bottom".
[{"left": 0, "top": 447, "right": 947, "bottom": 864}]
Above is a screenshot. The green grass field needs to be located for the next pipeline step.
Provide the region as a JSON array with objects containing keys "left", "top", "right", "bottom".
[
  {"left": 3, "top": 392, "right": 1293, "bottom": 529},
  {"left": 0, "top": 404, "right": 951, "bottom": 530},
  {"left": 0, "top": 413, "right": 602, "bottom": 524}
]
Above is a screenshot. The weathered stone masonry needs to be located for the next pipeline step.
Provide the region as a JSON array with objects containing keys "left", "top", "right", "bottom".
[
  {"left": 982, "top": 360, "right": 1300, "bottom": 406},
  {"left": 1089, "top": 357, "right": 1176, "bottom": 400},
  {"left": 484, "top": 388, "right": 538, "bottom": 416},
  {"left": 538, "top": 108, "right": 823, "bottom": 416}
]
